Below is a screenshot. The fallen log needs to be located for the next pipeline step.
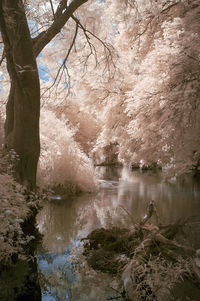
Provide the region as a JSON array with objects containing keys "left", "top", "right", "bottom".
[{"left": 82, "top": 201, "right": 200, "bottom": 301}]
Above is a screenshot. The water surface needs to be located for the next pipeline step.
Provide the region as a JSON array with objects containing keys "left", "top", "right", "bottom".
[{"left": 37, "top": 167, "right": 200, "bottom": 300}]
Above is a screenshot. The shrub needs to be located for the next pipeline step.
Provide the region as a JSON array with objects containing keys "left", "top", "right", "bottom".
[
  {"left": 38, "top": 109, "right": 97, "bottom": 194},
  {"left": 0, "top": 167, "right": 29, "bottom": 263}
]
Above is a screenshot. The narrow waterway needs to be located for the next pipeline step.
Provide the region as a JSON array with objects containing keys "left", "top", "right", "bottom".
[{"left": 36, "top": 166, "right": 200, "bottom": 301}]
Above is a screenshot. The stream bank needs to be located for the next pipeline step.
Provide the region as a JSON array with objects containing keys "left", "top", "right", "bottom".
[
  {"left": 0, "top": 207, "right": 42, "bottom": 301},
  {"left": 0, "top": 167, "right": 43, "bottom": 301}
]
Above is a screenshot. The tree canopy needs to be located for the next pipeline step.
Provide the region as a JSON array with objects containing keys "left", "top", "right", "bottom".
[{"left": 0, "top": 0, "right": 200, "bottom": 190}]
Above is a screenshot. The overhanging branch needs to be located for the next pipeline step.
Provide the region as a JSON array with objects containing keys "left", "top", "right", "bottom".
[
  {"left": 71, "top": 15, "right": 115, "bottom": 76},
  {"left": 33, "top": 0, "right": 88, "bottom": 57},
  {"left": 41, "top": 22, "right": 79, "bottom": 98}
]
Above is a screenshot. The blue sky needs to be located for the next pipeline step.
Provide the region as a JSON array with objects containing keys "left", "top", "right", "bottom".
[
  {"left": 28, "top": 20, "right": 50, "bottom": 82},
  {"left": 37, "top": 61, "right": 50, "bottom": 82}
]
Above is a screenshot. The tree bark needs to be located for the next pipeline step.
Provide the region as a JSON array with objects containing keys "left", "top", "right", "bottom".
[{"left": 0, "top": 0, "right": 40, "bottom": 189}]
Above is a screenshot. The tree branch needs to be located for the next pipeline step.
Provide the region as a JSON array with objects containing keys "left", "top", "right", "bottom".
[
  {"left": 54, "top": 0, "right": 68, "bottom": 18},
  {"left": 0, "top": 48, "right": 5, "bottom": 66},
  {"left": 41, "top": 22, "right": 79, "bottom": 98},
  {"left": 41, "top": 11, "right": 115, "bottom": 96},
  {"left": 71, "top": 15, "right": 115, "bottom": 76},
  {"left": 33, "top": 0, "right": 88, "bottom": 57},
  {"left": 49, "top": 0, "right": 55, "bottom": 20}
]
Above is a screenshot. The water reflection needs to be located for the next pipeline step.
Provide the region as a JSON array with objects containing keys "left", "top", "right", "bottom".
[
  {"left": 38, "top": 247, "right": 74, "bottom": 301},
  {"left": 37, "top": 166, "right": 200, "bottom": 300},
  {"left": 117, "top": 167, "right": 200, "bottom": 225},
  {"left": 0, "top": 258, "right": 41, "bottom": 301}
]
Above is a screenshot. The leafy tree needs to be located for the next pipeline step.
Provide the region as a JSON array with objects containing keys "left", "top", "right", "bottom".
[
  {"left": 0, "top": 0, "right": 89, "bottom": 189},
  {"left": 72, "top": 0, "right": 200, "bottom": 176}
]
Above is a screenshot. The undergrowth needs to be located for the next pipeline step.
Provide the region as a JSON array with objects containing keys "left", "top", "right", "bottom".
[{"left": 0, "top": 150, "right": 42, "bottom": 265}]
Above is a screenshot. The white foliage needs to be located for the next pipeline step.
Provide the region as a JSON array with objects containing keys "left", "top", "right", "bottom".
[
  {"left": 0, "top": 171, "right": 29, "bottom": 262},
  {"left": 72, "top": 0, "right": 200, "bottom": 175},
  {"left": 38, "top": 109, "right": 97, "bottom": 192}
]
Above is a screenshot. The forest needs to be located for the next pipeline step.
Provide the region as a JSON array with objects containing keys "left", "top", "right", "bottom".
[{"left": 0, "top": 0, "right": 200, "bottom": 300}]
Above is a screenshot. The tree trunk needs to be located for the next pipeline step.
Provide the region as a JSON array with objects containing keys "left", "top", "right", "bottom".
[
  {"left": 0, "top": 0, "right": 40, "bottom": 189},
  {"left": 0, "top": 0, "right": 89, "bottom": 189}
]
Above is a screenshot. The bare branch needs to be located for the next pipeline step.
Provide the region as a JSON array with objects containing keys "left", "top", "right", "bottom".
[
  {"left": 30, "top": 23, "right": 52, "bottom": 38},
  {"left": 42, "top": 12, "right": 116, "bottom": 98},
  {"left": 71, "top": 15, "right": 115, "bottom": 76},
  {"left": 160, "top": 1, "right": 180, "bottom": 14},
  {"left": 49, "top": 0, "right": 55, "bottom": 20},
  {"left": 130, "top": 1, "right": 180, "bottom": 48},
  {"left": 41, "top": 22, "right": 78, "bottom": 98},
  {"left": 0, "top": 47, "right": 5, "bottom": 66},
  {"left": 72, "top": 15, "right": 98, "bottom": 68}
]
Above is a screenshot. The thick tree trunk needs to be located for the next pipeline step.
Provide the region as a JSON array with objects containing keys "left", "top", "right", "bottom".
[
  {"left": 0, "top": 0, "right": 40, "bottom": 189},
  {"left": 0, "top": 0, "right": 89, "bottom": 189}
]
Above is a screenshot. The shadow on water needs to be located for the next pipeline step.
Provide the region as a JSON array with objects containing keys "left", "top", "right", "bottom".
[
  {"left": 36, "top": 166, "right": 200, "bottom": 300},
  {"left": 0, "top": 211, "right": 42, "bottom": 301},
  {"left": 0, "top": 258, "right": 41, "bottom": 301}
]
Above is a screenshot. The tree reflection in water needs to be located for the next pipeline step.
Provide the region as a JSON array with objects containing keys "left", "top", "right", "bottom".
[{"left": 37, "top": 166, "right": 200, "bottom": 300}]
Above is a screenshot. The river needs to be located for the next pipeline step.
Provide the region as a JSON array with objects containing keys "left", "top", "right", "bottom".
[{"left": 36, "top": 166, "right": 200, "bottom": 301}]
